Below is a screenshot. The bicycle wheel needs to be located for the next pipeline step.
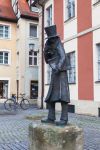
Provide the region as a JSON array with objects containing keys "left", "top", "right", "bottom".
[
  {"left": 20, "top": 99, "right": 30, "bottom": 110},
  {"left": 4, "top": 99, "right": 16, "bottom": 111}
]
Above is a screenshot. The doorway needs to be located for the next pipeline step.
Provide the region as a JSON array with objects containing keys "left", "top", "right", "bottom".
[
  {"left": 0, "top": 80, "right": 8, "bottom": 98},
  {"left": 30, "top": 81, "right": 38, "bottom": 99}
]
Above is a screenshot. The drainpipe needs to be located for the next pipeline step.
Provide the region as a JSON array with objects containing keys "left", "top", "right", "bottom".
[
  {"left": 37, "top": 0, "right": 45, "bottom": 109},
  {"left": 41, "top": 5, "right": 44, "bottom": 109}
]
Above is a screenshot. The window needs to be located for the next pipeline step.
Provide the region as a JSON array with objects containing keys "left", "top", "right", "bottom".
[
  {"left": 46, "top": 5, "right": 52, "bottom": 83},
  {"left": 30, "top": 81, "right": 38, "bottom": 99},
  {"left": 67, "top": 52, "right": 76, "bottom": 83},
  {"left": 0, "top": 25, "right": 10, "bottom": 39},
  {"left": 31, "top": 6, "right": 39, "bottom": 12},
  {"left": 29, "top": 51, "right": 38, "bottom": 66},
  {"left": 28, "top": 0, "right": 39, "bottom": 12},
  {"left": 30, "top": 24, "right": 37, "bottom": 37},
  {"left": 47, "top": 5, "right": 52, "bottom": 26},
  {"left": 65, "top": 0, "right": 75, "bottom": 20},
  {"left": 0, "top": 51, "right": 9, "bottom": 65},
  {"left": 47, "top": 65, "right": 52, "bottom": 84},
  {"left": 97, "top": 44, "right": 100, "bottom": 80},
  {"left": 29, "top": 44, "right": 38, "bottom": 66}
]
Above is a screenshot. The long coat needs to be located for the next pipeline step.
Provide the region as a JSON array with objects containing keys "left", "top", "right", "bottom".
[{"left": 44, "top": 37, "right": 70, "bottom": 103}]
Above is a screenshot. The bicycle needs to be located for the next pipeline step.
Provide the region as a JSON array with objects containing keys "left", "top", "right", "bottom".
[{"left": 4, "top": 93, "right": 30, "bottom": 111}]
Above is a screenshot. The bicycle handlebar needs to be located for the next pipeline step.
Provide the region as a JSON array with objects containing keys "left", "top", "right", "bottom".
[
  {"left": 12, "top": 94, "right": 16, "bottom": 96},
  {"left": 20, "top": 93, "right": 25, "bottom": 96}
]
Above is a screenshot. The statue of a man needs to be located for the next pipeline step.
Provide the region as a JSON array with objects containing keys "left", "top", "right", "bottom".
[{"left": 41, "top": 25, "right": 70, "bottom": 126}]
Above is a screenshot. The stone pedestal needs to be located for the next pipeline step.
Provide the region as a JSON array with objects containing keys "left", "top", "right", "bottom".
[{"left": 29, "top": 123, "right": 83, "bottom": 150}]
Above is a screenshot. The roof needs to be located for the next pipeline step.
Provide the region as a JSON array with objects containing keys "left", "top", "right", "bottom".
[
  {"left": 0, "top": 0, "right": 17, "bottom": 23},
  {"left": 18, "top": 0, "right": 39, "bottom": 21}
]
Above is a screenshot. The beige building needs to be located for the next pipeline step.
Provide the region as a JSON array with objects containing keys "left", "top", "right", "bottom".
[
  {"left": 0, "top": 0, "right": 17, "bottom": 100},
  {"left": 0, "top": 0, "right": 39, "bottom": 103}
]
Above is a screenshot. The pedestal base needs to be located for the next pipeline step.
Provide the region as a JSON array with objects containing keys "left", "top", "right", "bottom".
[{"left": 29, "top": 123, "right": 83, "bottom": 150}]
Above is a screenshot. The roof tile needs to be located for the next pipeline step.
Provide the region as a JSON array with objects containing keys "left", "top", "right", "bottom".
[{"left": 0, "top": 0, "right": 17, "bottom": 22}]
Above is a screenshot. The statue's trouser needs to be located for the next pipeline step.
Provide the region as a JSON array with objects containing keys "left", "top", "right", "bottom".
[{"left": 47, "top": 102, "right": 68, "bottom": 121}]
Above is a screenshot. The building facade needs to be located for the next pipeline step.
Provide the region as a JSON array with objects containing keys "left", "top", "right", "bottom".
[
  {"left": 12, "top": 0, "right": 39, "bottom": 100},
  {"left": 34, "top": 0, "right": 100, "bottom": 116},
  {"left": 0, "top": 0, "right": 17, "bottom": 100},
  {"left": 0, "top": 0, "right": 39, "bottom": 102}
]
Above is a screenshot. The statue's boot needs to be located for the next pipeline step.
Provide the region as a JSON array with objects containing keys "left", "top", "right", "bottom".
[
  {"left": 41, "top": 118, "right": 55, "bottom": 124},
  {"left": 56, "top": 120, "right": 67, "bottom": 126},
  {"left": 56, "top": 102, "right": 68, "bottom": 126},
  {"left": 41, "top": 103, "right": 55, "bottom": 124}
]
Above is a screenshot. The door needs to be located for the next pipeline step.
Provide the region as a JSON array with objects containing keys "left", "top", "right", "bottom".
[
  {"left": 0, "top": 81, "right": 3, "bottom": 98},
  {"left": 0, "top": 80, "right": 8, "bottom": 98},
  {"left": 30, "top": 81, "right": 38, "bottom": 99}
]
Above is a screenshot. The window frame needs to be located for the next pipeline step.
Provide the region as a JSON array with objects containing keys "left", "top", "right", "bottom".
[
  {"left": 97, "top": 44, "right": 100, "bottom": 81},
  {"left": 29, "top": 24, "right": 38, "bottom": 38},
  {"left": 46, "top": 5, "right": 52, "bottom": 26},
  {"left": 67, "top": 51, "right": 76, "bottom": 84},
  {"left": 0, "top": 50, "right": 11, "bottom": 65},
  {"left": 65, "top": 0, "right": 75, "bottom": 21},
  {"left": 0, "top": 24, "right": 11, "bottom": 39},
  {"left": 46, "top": 5, "right": 52, "bottom": 84},
  {"left": 29, "top": 51, "right": 38, "bottom": 66},
  {"left": 29, "top": 44, "right": 38, "bottom": 66}
]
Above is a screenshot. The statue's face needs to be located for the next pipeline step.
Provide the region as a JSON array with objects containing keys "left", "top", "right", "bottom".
[
  {"left": 49, "top": 38, "right": 55, "bottom": 43},
  {"left": 48, "top": 37, "right": 57, "bottom": 48}
]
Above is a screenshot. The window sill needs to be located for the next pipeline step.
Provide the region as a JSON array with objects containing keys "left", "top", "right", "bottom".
[
  {"left": 29, "top": 37, "right": 38, "bottom": 40},
  {"left": 29, "top": 65, "right": 38, "bottom": 67},
  {"left": 0, "top": 64, "right": 10, "bottom": 66},
  {"left": 0, "top": 37, "right": 11, "bottom": 40},
  {"left": 64, "top": 16, "right": 75, "bottom": 24},
  {"left": 69, "top": 82, "right": 76, "bottom": 85},
  {"left": 45, "top": 83, "right": 50, "bottom": 86},
  {"left": 95, "top": 80, "right": 100, "bottom": 83}
]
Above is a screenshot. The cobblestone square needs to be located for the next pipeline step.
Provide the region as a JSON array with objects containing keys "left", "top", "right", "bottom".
[{"left": 0, "top": 106, "right": 100, "bottom": 150}]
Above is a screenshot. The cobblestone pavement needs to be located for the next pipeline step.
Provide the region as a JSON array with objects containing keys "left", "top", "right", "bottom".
[{"left": 0, "top": 106, "right": 100, "bottom": 150}]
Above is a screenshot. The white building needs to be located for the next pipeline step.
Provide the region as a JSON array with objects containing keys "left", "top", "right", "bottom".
[
  {"left": 33, "top": 0, "right": 100, "bottom": 116},
  {"left": 12, "top": 0, "right": 39, "bottom": 101}
]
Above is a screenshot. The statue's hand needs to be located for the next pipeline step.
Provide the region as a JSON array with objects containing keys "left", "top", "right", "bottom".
[{"left": 52, "top": 65, "right": 59, "bottom": 73}]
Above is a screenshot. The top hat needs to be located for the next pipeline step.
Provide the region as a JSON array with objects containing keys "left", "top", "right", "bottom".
[{"left": 45, "top": 25, "right": 59, "bottom": 39}]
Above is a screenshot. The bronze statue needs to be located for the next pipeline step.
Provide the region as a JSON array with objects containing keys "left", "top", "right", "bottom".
[{"left": 41, "top": 25, "right": 70, "bottom": 126}]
